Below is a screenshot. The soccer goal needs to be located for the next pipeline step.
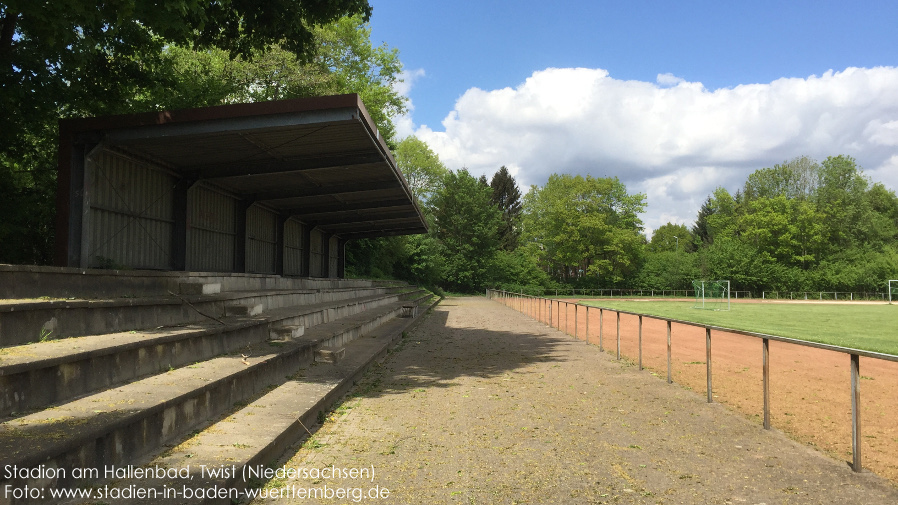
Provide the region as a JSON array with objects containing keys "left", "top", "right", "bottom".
[
  {"left": 890, "top": 280, "right": 897, "bottom": 304},
  {"left": 692, "top": 280, "right": 731, "bottom": 311}
]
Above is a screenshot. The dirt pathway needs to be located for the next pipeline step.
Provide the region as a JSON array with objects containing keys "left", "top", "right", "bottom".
[{"left": 259, "top": 296, "right": 898, "bottom": 504}]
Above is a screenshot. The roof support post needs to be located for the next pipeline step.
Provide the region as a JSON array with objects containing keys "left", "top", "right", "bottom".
[
  {"left": 234, "top": 200, "right": 252, "bottom": 273},
  {"left": 275, "top": 214, "right": 287, "bottom": 276},
  {"left": 321, "top": 232, "right": 331, "bottom": 278},
  {"left": 337, "top": 238, "right": 346, "bottom": 279},
  {"left": 66, "top": 142, "right": 91, "bottom": 268},
  {"left": 301, "top": 224, "right": 311, "bottom": 277}
]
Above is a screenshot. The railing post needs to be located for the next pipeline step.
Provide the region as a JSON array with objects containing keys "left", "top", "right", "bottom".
[
  {"left": 667, "top": 321, "right": 673, "bottom": 384},
  {"left": 851, "top": 353, "right": 862, "bottom": 472},
  {"left": 565, "top": 302, "right": 570, "bottom": 335},
  {"left": 638, "top": 315, "right": 643, "bottom": 370},
  {"left": 585, "top": 306, "right": 590, "bottom": 344},
  {"left": 763, "top": 338, "right": 770, "bottom": 430},
  {"left": 616, "top": 311, "right": 621, "bottom": 360},
  {"left": 706, "top": 327, "right": 713, "bottom": 403}
]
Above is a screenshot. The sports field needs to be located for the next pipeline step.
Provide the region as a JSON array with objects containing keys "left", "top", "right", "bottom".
[
  {"left": 507, "top": 294, "right": 898, "bottom": 481},
  {"left": 577, "top": 299, "right": 898, "bottom": 355}
]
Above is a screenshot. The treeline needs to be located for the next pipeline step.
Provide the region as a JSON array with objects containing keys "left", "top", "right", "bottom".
[
  {"left": 354, "top": 148, "right": 898, "bottom": 295},
  {"left": 3, "top": 5, "right": 896, "bottom": 294},
  {"left": 646, "top": 155, "right": 898, "bottom": 293}
]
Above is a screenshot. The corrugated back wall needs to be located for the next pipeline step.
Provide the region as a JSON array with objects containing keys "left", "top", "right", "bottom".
[
  {"left": 187, "top": 185, "right": 236, "bottom": 272},
  {"left": 328, "top": 235, "right": 339, "bottom": 278},
  {"left": 83, "top": 151, "right": 346, "bottom": 276},
  {"left": 284, "top": 218, "right": 306, "bottom": 276},
  {"left": 309, "top": 229, "right": 323, "bottom": 277},
  {"left": 246, "top": 205, "right": 277, "bottom": 274},
  {"left": 88, "top": 150, "right": 174, "bottom": 269}
]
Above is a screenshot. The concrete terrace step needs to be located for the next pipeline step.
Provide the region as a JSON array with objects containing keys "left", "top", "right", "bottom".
[
  {"left": 93, "top": 295, "right": 440, "bottom": 505},
  {"left": 0, "top": 286, "right": 397, "bottom": 346},
  {"left": 0, "top": 296, "right": 434, "bottom": 500},
  {"left": 0, "top": 264, "right": 390, "bottom": 300},
  {"left": 0, "top": 290, "right": 427, "bottom": 418}
]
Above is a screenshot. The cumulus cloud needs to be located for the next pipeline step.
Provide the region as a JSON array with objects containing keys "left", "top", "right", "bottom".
[
  {"left": 392, "top": 68, "right": 426, "bottom": 139},
  {"left": 656, "top": 73, "right": 685, "bottom": 87},
  {"left": 414, "top": 66, "right": 898, "bottom": 234}
]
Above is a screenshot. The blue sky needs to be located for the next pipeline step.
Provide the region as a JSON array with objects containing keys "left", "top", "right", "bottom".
[{"left": 369, "top": 1, "right": 898, "bottom": 233}]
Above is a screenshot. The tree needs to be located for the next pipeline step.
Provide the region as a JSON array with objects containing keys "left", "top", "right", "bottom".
[
  {"left": 743, "top": 155, "right": 819, "bottom": 201},
  {"left": 816, "top": 155, "right": 870, "bottom": 250},
  {"left": 431, "top": 169, "right": 502, "bottom": 292},
  {"left": 741, "top": 196, "right": 824, "bottom": 269},
  {"left": 0, "top": 5, "right": 411, "bottom": 265},
  {"left": 650, "top": 223, "right": 692, "bottom": 253},
  {"left": 394, "top": 136, "right": 449, "bottom": 206},
  {"left": 147, "top": 14, "right": 406, "bottom": 143},
  {"left": 1, "top": 0, "right": 371, "bottom": 151},
  {"left": 489, "top": 166, "right": 522, "bottom": 251},
  {"left": 692, "top": 197, "right": 714, "bottom": 247},
  {"left": 523, "top": 174, "right": 645, "bottom": 286}
]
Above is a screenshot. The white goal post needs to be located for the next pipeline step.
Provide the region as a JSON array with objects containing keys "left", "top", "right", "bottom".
[
  {"left": 890, "top": 280, "right": 897, "bottom": 304},
  {"left": 692, "top": 280, "right": 731, "bottom": 311}
]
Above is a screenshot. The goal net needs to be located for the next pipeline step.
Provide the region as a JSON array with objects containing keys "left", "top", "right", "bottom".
[
  {"left": 890, "top": 280, "right": 897, "bottom": 304},
  {"left": 692, "top": 280, "right": 731, "bottom": 311}
]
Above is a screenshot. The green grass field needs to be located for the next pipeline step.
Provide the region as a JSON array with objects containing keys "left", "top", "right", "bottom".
[{"left": 577, "top": 299, "right": 898, "bottom": 356}]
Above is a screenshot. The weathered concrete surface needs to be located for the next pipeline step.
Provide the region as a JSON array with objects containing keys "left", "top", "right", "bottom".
[
  {"left": 263, "top": 296, "right": 898, "bottom": 505},
  {"left": 0, "top": 295, "right": 432, "bottom": 502}
]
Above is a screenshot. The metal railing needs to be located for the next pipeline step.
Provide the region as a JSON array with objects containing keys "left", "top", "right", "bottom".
[
  {"left": 760, "top": 291, "right": 889, "bottom": 301},
  {"left": 487, "top": 289, "right": 898, "bottom": 473},
  {"left": 547, "top": 288, "right": 694, "bottom": 298},
  {"left": 538, "top": 287, "right": 889, "bottom": 301}
]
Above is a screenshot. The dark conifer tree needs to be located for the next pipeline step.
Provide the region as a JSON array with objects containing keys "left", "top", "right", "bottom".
[
  {"left": 692, "top": 196, "right": 714, "bottom": 246},
  {"left": 489, "top": 166, "right": 523, "bottom": 250}
]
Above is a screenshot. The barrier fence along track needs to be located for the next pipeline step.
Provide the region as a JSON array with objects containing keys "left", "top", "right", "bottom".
[
  {"left": 535, "top": 288, "right": 889, "bottom": 300},
  {"left": 486, "top": 289, "right": 898, "bottom": 473}
]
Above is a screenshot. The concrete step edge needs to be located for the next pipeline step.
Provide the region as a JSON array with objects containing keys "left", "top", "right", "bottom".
[
  {"left": 0, "top": 299, "right": 416, "bottom": 485},
  {"left": 0, "top": 288, "right": 394, "bottom": 347},
  {"left": 101, "top": 296, "right": 441, "bottom": 505},
  {"left": 0, "top": 294, "right": 407, "bottom": 418}
]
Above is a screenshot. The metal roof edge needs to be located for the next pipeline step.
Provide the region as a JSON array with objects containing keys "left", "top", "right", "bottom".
[{"left": 59, "top": 94, "right": 365, "bottom": 134}]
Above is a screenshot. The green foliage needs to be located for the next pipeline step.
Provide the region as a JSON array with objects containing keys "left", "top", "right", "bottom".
[
  {"left": 0, "top": 7, "right": 401, "bottom": 264},
  {"left": 490, "top": 166, "right": 523, "bottom": 251},
  {"left": 431, "top": 169, "right": 503, "bottom": 292},
  {"left": 649, "top": 223, "right": 692, "bottom": 253},
  {"left": 523, "top": 174, "right": 646, "bottom": 286},
  {"left": 0, "top": 152, "right": 55, "bottom": 264},
  {"left": 636, "top": 250, "right": 699, "bottom": 290},
  {"left": 687, "top": 155, "right": 898, "bottom": 293},
  {"left": 489, "top": 248, "right": 551, "bottom": 295},
  {"left": 395, "top": 136, "right": 449, "bottom": 205},
  {"left": 401, "top": 233, "right": 446, "bottom": 288},
  {"left": 743, "top": 155, "right": 818, "bottom": 200},
  {"left": 344, "top": 237, "right": 405, "bottom": 280},
  {"left": 149, "top": 14, "right": 406, "bottom": 142}
]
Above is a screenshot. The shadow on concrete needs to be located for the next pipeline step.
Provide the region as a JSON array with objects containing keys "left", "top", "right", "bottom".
[{"left": 344, "top": 302, "right": 575, "bottom": 399}]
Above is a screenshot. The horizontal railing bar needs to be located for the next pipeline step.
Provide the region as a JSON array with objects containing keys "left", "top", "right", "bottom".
[
  {"left": 488, "top": 291, "right": 898, "bottom": 363},
  {"left": 577, "top": 301, "right": 898, "bottom": 362}
]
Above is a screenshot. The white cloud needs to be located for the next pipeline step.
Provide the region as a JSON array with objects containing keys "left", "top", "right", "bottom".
[
  {"left": 392, "top": 68, "right": 426, "bottom": 139},
  {"left": 656, "top": 72, "right": 685, "bottom": 87},
  {"left": 415, "top": 66, "right": 898, "bottom": 233}
]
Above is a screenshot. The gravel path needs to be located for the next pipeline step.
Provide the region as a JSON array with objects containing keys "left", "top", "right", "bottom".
[{"left": 259, "top": 296, "right": 898, "bottom": 504}]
